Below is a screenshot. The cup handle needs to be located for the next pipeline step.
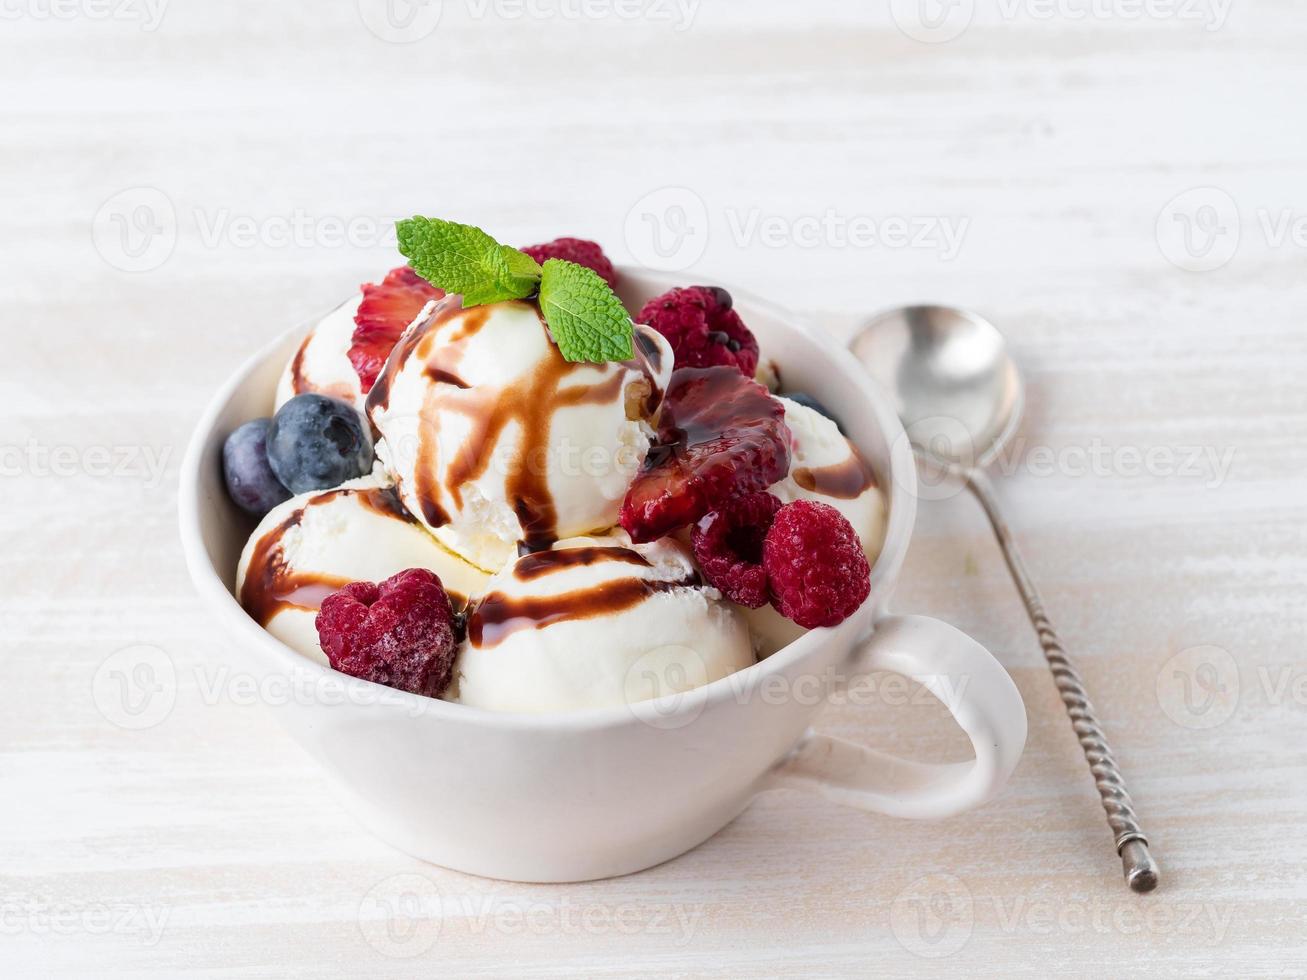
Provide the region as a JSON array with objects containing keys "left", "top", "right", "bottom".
[{"left": 765, "top": 615, "right": 1027, "bottom": 819}]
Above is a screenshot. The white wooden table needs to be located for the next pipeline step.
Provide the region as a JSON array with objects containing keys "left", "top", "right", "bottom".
[{"left": 4, "top": 2, "right": 1305, "bottom": 976}]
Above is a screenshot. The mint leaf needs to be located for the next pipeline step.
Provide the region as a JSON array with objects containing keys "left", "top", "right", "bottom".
[
  {"left": 538, "top": 258, "right": 635, "bottom": 362},
  {"left": 395, "top": 216, "right": 541, "bottom": 306},
  {"left": 489, "top": 243, "right": 545, "bottom": 300}
]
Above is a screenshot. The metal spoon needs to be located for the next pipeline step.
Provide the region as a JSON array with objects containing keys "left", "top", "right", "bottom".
[{"left": 850, "top": 304, "right": 1159, "bottom": 894}]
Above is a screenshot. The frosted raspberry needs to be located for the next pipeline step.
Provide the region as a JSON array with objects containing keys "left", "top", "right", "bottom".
[
  {"left": 691, "top": 491, "right": 782, "bottom": 608},
  {"left": 521, "top": 237, "right": 617, "bottom": 287},
  {"left": 637, "top": 286, "right": 759, "bottom": 377},
  {"left": 763, "top": 501, "right": 870, "bottom": 628},
  {"left": 315, "top": 568, "right": 459, "bottom": 698}
]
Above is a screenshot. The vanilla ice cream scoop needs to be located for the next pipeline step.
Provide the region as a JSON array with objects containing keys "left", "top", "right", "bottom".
[
  {"left": 275, "top": 296, "right": 366, "bottom": 413},
  {"left": 455, "top": 533, "right": 753, "bottom": 713},
  {"left": 367, "top": 296, "right": 674, "bottom": 572},
  {"left": 770, "top": 396, "right": 887, "bottom": 557},
  {"left": 236, "top": 476, "right": 489, "bottom": 665},
  {"left": 742, "top": 398, "right": 889, "bottom": 657}
]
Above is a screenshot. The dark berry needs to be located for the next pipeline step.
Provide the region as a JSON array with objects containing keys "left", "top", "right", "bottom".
[
  {"left": 784, "top": 392, "right": 843, "bottom": 432},
  {"left": 705, "top": 286, "right": 733, "bottom": 311},
  {"left": 266, "top": 393, "right": 373, "bottom": 494},
  {"left": 692, "top": 492, "right": 782, "bottom": 608},
  {"left": 620, "top": 367, "right": 791, "bottom": 542},
  {"left": 521, "top": 237, "right": 617, "bottom": 287},
  {"left": 222, "top": 418, "right": 291, "bottom": 517},
  {"left": 636, "top": 286, "right": 759, "bottom": 377},
  {"left": 316, "top": 568, "right": 459, "bottom": 698},
  {"left": 763, "top": 500, "right": 871, "bottom": 629}
]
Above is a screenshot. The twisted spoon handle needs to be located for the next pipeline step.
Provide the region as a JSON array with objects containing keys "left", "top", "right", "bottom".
[{"left": 963, "top": 467, "right": 1159, "bottom": 893}]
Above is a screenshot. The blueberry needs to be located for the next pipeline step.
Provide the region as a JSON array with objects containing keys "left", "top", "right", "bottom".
[
  {"left": 223, "top": 418, "right": 292, "bottom": 517},
  {"left": 266, "top": 394, "right": 374, "bottom": 494},
  {"left": 784, "top": 391, "right": 844, "bottom": 432}
]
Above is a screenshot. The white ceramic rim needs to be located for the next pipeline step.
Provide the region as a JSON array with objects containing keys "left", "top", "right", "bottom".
[{"left": 178, "top": 267, "right": 919, "bottom": 733}]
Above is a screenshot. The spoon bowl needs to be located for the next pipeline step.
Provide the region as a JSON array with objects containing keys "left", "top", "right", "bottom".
[{"left": 850, "top": 305, "right": 1024, "bottom": 469}]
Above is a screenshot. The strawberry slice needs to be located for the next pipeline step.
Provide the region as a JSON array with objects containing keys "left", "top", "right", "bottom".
[
  {"left": 620, "top": 367, "right": 791, "bottom": 543},
  {"left": 349, "top": 266, "right": 443, "bottom": 392}
]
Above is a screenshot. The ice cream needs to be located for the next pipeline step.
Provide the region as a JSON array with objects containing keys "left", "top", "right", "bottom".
[
  {"left": 367, "top": 295, "right": 674, "bottom": 572},
  {"left": 236, "top": 476, "right": 489, "bottom": 665},
  {"left": 455, "top": 533, "right": 753, "bottom": 712},
  {"left": 224, "top": 221, "right": 884, "bottom": 712},
  {"left": 769, "top": 397, "right": 886, "bottom": 558},
  {"left": 275, "top": 296, "right": 366, "bottom": 413}
]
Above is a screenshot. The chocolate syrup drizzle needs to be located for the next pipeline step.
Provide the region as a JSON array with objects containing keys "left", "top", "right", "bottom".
[
  {"left": 468, "top": 544, "right": 700, "bottom": 648},
  {"left": 792, "top": 443, "right": 878, "bottom": 500},
  {"left": 238, "top": 485, "right": 428, "bottom": 627},
  {"left": 290, "top": 333, "right": 356, "bottom": 403},
  {"left": 511, "top": 546, "right": 652, "bottom": 581},
  {"left": 369, "top": 299, "right": 664, "bottom": 557}
]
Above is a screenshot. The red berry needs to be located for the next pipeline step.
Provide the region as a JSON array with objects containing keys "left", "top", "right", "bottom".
[
  {"left": 763, "top": 500, "right": 871, "bottom": 629},
  {"left": 521, "top": 237, "right": 617, "bottom": 287},
  {"left": 691, "top": 491, "right": 782, "bottom": 608},
  {"left": 637, "top": 286, "right": 759, "bottom": 377},
  {"left": 620, "top": 366, "right": 791, "bottom": 543},
  {"left": 315, "top": 568, "right": 459, "bottom": 698},
  {"left": 349, "top": 266, "right": 443, "bottom": 393}
]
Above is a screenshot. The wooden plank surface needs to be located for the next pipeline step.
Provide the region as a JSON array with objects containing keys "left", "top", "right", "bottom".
[{"left": 2, "top": 1, "right": 1305, "bottom": 976}]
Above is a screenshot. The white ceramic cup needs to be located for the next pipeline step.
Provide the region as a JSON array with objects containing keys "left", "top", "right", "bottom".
[{"left": 179, "top": 268, "right": 1027, "bottom": 883}]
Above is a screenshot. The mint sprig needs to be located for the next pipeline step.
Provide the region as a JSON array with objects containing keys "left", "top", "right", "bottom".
[
  {"left": 393, "top": 216, "right": 636, "bottom": 364},
  {"left": 538, "top": 259, "right": 635, "bottom": 362},
  {"left": 396, "top": 216, "right": 541, "bottom": 306}
]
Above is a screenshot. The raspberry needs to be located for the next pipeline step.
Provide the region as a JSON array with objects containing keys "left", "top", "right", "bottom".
[
  {"left": 620, "top": 367, "right": 791, "bottom": 543},
  {"left": 315, "top": 568, "right": 459, "bottom": 698},
  {"left": 763, "top": 500, "right": 871, "bottom": 629},
  {"left": 521, "top": 237, "right": 617, "bottom": 287},
  {"left": 637, "top": 286, "right": 759, "bottom": 377},
  {"left": 691, "top": 491, "right": 781, "bottom": 608},
  {"left": 349, "top": 266, "right": 443, "bottom": 393}
]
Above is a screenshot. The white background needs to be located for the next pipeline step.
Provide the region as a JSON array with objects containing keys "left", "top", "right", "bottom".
[{"left": 3, "top": 0, "right": 1305, "bottom": 976}]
